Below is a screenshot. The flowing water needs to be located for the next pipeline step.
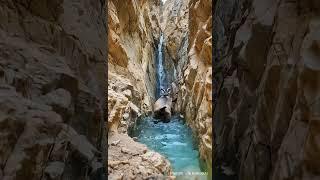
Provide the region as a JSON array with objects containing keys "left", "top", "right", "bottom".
[
  {"left": 130, "top": 115, "right": 208, "bottom": 179},
  {"left": 156, "top": 33, "right": 166, "bottom": 98},
  {"left": 133, "top": 34, "right": 208, "bottom": 179}
]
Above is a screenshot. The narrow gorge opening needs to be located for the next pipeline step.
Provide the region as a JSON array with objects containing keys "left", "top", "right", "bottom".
[
  {"left": 129, "top": 31, "right": 208, "bottom": 179},
  {"left": 2, "top": 0, "right": 319, "bottom": 179},
  {"left": 108, "top": 0, "right": 213, "bottom": 179}
]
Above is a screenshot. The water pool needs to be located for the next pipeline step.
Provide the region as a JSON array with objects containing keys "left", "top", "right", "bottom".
[{"left": 130, "top": 115, "right": 208, "bottom": 179}]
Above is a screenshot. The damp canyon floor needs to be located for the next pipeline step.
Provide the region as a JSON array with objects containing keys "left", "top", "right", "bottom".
[{"left": 130, "top": 115, "right": 208, "bottom": 179}]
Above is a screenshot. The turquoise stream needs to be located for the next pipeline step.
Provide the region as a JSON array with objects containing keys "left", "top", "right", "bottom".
[{"left": 130, "top": 115, "right": 208, "bottom": 179}]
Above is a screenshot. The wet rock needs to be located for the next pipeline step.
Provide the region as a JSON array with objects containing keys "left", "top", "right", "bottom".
[{"left": 153, "top": 95, "right": 172, "bottom": 121}]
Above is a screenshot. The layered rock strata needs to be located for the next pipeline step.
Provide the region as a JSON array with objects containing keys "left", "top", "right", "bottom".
[
  {"left": 107, "top": 0, "right": 173, "bottom": 178},
  {"left": 108, "top": 0, "right": 161, "bottom": 134},
  {"left": 0, "top": 0, "right": 107, "bottom": 179},
  {"left": 213, "top": 0, "right": 320, "bottom": 179}
]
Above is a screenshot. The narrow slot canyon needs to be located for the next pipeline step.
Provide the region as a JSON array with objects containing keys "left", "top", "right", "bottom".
[
  {"left": 108, "top": 0, "right": 320, "bottom": 179},
  {"left": 108, "top": 0, "right": 213, "bottom": 179},
  {"left": 0, "top": 0, "right": 320, "bottom": 180}
]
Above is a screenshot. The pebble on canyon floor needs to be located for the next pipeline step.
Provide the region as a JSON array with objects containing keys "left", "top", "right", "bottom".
[
  {"left": 121, "top": 147, "right": 131, "bottom": 154},
  {"left": 110, "top": 140, "right": 120, "bottom": 146}
]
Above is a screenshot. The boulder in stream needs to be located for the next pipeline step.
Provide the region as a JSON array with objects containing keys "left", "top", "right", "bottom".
[{"left": 153, "top": 95, "right": 172, "bottom": 122}]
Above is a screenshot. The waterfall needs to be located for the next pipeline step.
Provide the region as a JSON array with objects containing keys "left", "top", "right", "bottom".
[{"left": 156, "top": 33, "right": 166, "bottom": 98}]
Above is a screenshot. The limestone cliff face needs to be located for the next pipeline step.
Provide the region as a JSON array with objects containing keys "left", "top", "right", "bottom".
[
  {"left": 0, "top": 0, "right": 106, "bottom": 179},
  {"left": 107, "top": 0, "right": 173, "bottom": 178},
  {"left": 160, "top": 0, "right": 190, "bottom": 85},
  {"left": 161, "top": 0, "right": 189, "bottom": 63},
  {"left": 108, "top": 0, "right": 160, "bottom": 134},
  {"left": 162, "top": 0, "right": 213, "bottom": 177},
  {"left": 181, "top": 0, "right": 213, "bottom": 176},
  {"left": 213, "top": 0, "right": 320, "bottom": 179}
]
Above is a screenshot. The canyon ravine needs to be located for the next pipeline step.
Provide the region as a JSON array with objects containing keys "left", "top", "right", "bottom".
[
  {"left": 107, "top": 0, "right": 212, "bottom": 179},
  {"left": 1, "top": 0, "right": 320, "bottom": 179}
]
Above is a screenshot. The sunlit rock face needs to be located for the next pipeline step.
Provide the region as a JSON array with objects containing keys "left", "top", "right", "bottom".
[
  {"left": 0, "top": 0, "right": 107, "bottom": 179},
  {"left": 183, "top": 0, "right": 213, "bottom": 177},
  {"left": 107, "top": 0, "right": 173, "bottom": 178},
  {"left": 108, "top": 134, "right": 173, "bottom": 179},
  {"left": 213, "top": 0, "right": 320, "bottom": 179},
  {"left": 108, "top": 0, "right": 161, "bottom": 134},
  {"left": 161, "top": 0, "right": 213, "bottom": 177}
]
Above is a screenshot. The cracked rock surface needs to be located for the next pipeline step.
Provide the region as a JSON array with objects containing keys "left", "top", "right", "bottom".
[
  {"left": 107, "top": 0, "right": 174, "bottom": 179},
  {"left": 108, "top": 133, "right": 173, "bottom": 180},
  {"left": 0, "top": 0, "right": 106, "bottom": 179},
  {"left": 213, "top": 0, "right": 320, "bottom": 179},
  {"left": 161, "top": 0, "right": 213, "bottom": 178}
]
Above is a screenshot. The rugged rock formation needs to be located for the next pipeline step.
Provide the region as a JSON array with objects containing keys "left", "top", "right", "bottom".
[
  {"left": 108, "top": 0, "right": 161, "bottom": 134},
  {"left": 161, "top": 0, "right": 190, "bottom": 84},
  {"left": 107, "top": 0, "right": 173, "bottom": 178},
  {"left": 213, "top": 0, "right": 320, "bottom": 179},
  {"left": 0, "top": 0, "right": 106, "bottom": 179},
  {"left": 108, "top": 133, "right": 173, "bottom": 179},
  {"left": 161, "top": 0, "right": 213, "bottom": 178},
  {"left": 161, "top": 0, "right": 189, "bottom": 63},
  {"left": 153, "top": 94, "right": 172, "bottom": 122},
  {"left": 180, "top": 0, "right": 213, "bottom": 177}
]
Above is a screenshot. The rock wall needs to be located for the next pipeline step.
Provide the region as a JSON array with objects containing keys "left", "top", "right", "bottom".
[
  {"left": 213, "top": 0, "right": 320, "bottom": 179},
  {"left": 108, "top": 0, "right": 161, "bottom": 134},
  {"left": 107, "top": 0, "right": 173, "bottom": 178},
  {"left": 162, "top": 0, "right": 213, "bottom": 177},
  {"left": 108, "top": 134, "right": 173, "bottom": 179},
  {"left": 0, "top": 0, "right": 107, "bottom": 179},
  {"left": 161, "top": 0, "right": 189, "bottom": 84}
]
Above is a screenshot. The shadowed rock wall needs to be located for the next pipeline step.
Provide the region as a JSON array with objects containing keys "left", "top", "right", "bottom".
[
  {"left": 213, "top": 0, "right": 320, "bottom": 179},
  {"left": 0, "top": 0, "right": 107, "bottom": 179}
]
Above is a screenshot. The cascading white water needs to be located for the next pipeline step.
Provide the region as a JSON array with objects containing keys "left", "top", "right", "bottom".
[
  {"left": 157, "top": 33, "right": 166, "bottom": 97},
  {"left": 130, "top": 33, "right": 209, "bottom": 179}
]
